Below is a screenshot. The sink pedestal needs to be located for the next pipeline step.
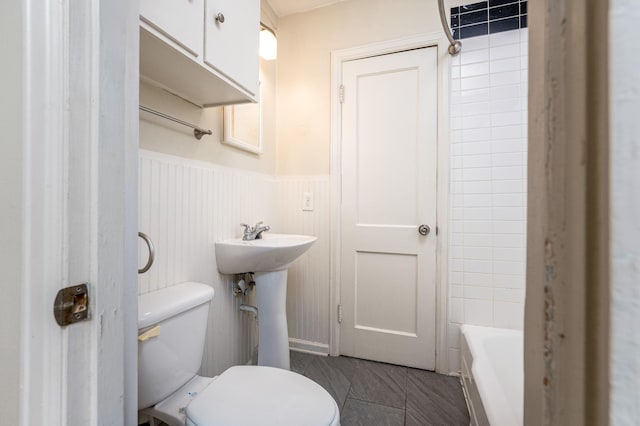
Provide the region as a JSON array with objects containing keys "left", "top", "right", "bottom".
[
  {"left": 255, "top": 270, "right": 290, "bottom": 370},
  {"left": 215, "top": 233, "right": 317, "bottom": 371}
]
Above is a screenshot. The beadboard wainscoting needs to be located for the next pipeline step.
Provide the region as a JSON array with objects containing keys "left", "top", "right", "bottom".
[
  {"left": 138, "top": 150, "right": 334, "bottom": 374},
  {"left": 278, "top": 177, "right": 332, "bottom": 354},
  {"left": 137, "top": 150, "right": 279, "bottom": 376},
  {"left": 447, "top": 28, "right": 529, "bottom": 373}
]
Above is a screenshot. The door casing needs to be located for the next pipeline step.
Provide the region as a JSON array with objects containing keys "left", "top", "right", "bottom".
[
  {"left": 10, "top": 0, "right": 139, "bottom": 424},
  {"left": 329, "top": 33, "right": 452, "bottom": 373}
]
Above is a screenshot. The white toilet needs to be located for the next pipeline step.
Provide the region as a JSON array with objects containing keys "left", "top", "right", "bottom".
[{"left": 138, "top": 281, "right": 340, "bottom": 426}]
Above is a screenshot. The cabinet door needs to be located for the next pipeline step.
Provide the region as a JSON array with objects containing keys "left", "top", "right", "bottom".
[
  {"left": 204, "top": 0, "right": 259, "bottom": 95},
  {"left": 140, "top": 0, "right": 204, "bottom": 57}
]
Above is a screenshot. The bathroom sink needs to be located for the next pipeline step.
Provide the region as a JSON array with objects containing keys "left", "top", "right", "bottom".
[
  {"left": 216, "top": 233, "right": 317, "bottom": 369},
  {"left": 215, "top": 234, "right": 317, "bottom": 275}
]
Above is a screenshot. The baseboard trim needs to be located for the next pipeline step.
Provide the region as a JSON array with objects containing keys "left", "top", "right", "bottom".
[{"left": 289, "top": 338, "right": 329, "bottom": 356}]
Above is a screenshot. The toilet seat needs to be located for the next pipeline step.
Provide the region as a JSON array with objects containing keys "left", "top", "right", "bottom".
[{"left": 186, "top": 366, "right": 340, "bottom": 426}]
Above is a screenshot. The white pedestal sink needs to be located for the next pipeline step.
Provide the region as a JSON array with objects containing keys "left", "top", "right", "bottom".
[{"left": 215, "top": 234, "right": 316, "bottom": 370}]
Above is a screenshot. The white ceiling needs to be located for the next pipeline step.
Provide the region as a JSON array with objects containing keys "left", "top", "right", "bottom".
[{"left": 266, "top": 0, "right": 348, "bottom": 17}]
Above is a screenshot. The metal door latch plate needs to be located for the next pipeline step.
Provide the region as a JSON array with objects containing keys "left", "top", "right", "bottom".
[{"left": 53, "top": 283, "right": 90, "bottom": 326}]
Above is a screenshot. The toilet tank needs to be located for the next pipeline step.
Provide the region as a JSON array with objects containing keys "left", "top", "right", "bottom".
[{"left": 138, "top": 282, "right": 215, "bottom": 410}]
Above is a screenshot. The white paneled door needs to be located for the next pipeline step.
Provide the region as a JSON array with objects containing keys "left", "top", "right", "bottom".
[{"left": 340, "top": 47, "right": 438, "bottom": 369}]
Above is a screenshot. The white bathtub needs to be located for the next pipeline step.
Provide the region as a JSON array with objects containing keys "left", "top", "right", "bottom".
[{"left": 459, "top": 325, "right": 523, "bottom": 426}]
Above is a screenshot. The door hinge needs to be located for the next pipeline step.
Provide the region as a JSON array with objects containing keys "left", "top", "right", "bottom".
[
  {"left": 339, "top": 84, "right": 345, "bottom": 104},
  {"left": 338, "top": 304, "right": 343, "bottom": 324},
  {"left": 53, "top": 283, "right": 90, "bottom": 326}
]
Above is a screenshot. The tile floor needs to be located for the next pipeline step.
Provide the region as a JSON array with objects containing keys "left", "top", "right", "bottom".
[
  {"left": 290, "top": 351, "right": 470, "bottom": 426},
  {"left": 142, "top": 352, "right": 470, "bottom": 426}
]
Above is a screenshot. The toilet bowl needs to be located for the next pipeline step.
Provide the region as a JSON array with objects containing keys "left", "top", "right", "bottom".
[{"left": 138, "top": 282, "right": 339, "bottom": 426}]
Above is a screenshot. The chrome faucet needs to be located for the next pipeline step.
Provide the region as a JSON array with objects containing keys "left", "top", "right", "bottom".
[{"left": 240, "top": 221, "right": 271, "bottom": 240}]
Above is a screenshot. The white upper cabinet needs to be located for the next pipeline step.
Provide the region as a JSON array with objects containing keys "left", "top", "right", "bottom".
[
  {"left": 205, "top": 0, "right": 259, "bottom": 96},
  {"left": 140, "top": 0, "right": 204, "bottom": 58},
  {"left": 139, "top": 0, "right": 259, "bottom": 106}
]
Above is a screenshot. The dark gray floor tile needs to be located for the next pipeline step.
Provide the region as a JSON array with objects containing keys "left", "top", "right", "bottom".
[
  {"left": 341, "top": 398, "right": 404, "bottom": 426},
  {"left": 304, "top": 356, "right": 352, "bottom": 409},
  {"left": 347, "top": 359, "right": 407, "bottom": 408},
  {"left": 324, "top": 355, "right": 361, "bottom": 382},
  {"left": 289, "top": 350, "right": 315, "bottom": 374},
  {"left": 289, "top": 353, "right": 469, "bottom": 424},
  {"left": 405, "top": 369, "right": 469, "bottom": 426}
]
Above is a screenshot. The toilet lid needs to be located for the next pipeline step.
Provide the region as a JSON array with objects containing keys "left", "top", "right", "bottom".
[{"left": 186, "top": 366, "right": 339, "bottom": 426}]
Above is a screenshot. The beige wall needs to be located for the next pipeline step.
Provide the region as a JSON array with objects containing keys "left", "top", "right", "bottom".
[
  {"left": 0, "top": 1, "right": 23, "bottom": 422},
  {"left": 140, "top": 56, "right": 277, "bottom": 175},
  {"left": 275, "top": 0, "right": 444, "bottom": 175}
]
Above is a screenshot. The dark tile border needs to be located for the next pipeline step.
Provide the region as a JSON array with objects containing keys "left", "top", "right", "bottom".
[{"left": 451, "top": 0, "right": 528, "bottom": 40}]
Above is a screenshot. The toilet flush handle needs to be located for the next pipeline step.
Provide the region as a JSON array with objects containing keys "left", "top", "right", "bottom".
[{"left": 138, "top": 325, "right": 161, "bottom": 342}]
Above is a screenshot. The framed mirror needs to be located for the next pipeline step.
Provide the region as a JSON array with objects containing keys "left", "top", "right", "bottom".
[{"left": 222, "top": 83, "right": 263, "bottom": 154}]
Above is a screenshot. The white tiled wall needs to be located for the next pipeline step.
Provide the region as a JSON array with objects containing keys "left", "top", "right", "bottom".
[{"left": 448, "top": 28, "right": 528, "bottom": 373}]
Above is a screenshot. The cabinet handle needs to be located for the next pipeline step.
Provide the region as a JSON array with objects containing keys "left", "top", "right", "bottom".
[{"left": 215, "top": 12, "right": 225, "bottom": 24}]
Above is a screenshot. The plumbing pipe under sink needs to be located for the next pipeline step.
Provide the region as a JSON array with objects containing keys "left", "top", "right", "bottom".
[{"left": 239, "top": 304, "right": 258, "bottom": 319}]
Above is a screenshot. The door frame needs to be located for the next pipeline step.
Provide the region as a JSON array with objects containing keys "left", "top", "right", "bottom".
[
  {"left": 11, "top": 0, "right": 139, "bottom": 424},
  {"left": 329, "top": 32, "right": 452, "bottom": 373}
]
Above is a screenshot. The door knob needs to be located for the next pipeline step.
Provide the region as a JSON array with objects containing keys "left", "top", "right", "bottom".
[
  {"left": 215, "top": 12, "right": 225, "bottom": 23},
  {"left": 418, "top": 224, "right": 430, "bottom": 236}
]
